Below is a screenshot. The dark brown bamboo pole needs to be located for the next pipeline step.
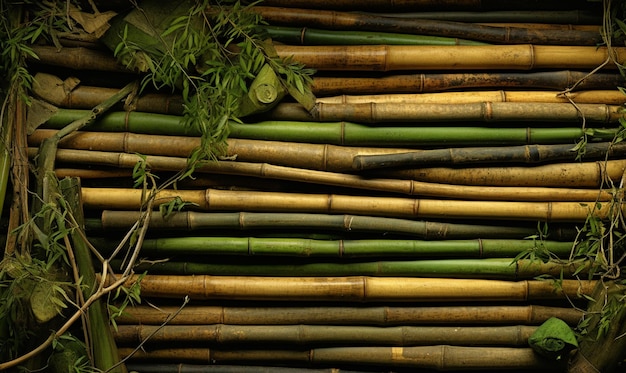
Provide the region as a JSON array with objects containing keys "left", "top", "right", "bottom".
[
  {"left": 115, "top": 304, "right": 583, "bottom": 326},
  {"left": 117, "top": 345, "right": 564, "bottom": 370},
  {"left": 252, "top": 6, "right": 604, "bottom": 45},
  {"left": 117, "top": 274, "right": 595, "bottom": 301},
  {"left": 379, "top": 11, "right": 601, "bottom": 24},
  {"left": 80, "top": 187, "right": 616, "bottom": 222},
  {"left": 32, "top": 148, "right": 613, "bottom": 201},
  {"left": 311, "top": 71, "right": 625, "bottom": 95},
  {"left": 113, "top": 324, "right": 538, "bottom": 347}
]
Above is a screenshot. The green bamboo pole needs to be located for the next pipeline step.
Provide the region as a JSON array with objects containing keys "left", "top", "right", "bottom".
[
  {"left": 33, "top": 148, "right": 613, "bottom": 201},
  {"left": 124, "top": 258, "right": 587, "bottom": 279},
  {"left": 117, "top": 274, "right": 595, "bottom": 301},
  {"left": 260, "top": 25, "right": 487, "bottom": 46},
  {"left": 43, "top": 109, "right": 618, "bottom": 147},
  {"left": 80, "top": 187, "right": 615, "bottom": 222},
  {"left": 94, "top": 236, "right": 573, "bottom": 258},
  {"left": 113, "top": 324, "right": 538, "bottom": 346},
  {"left": 252, "top": 7, "right": 604, "bottom": 45},
  {"left": 116, "top": 304, "right": 583, "bottom": 326},
  {"left": 94, "top": 211, "right": 565, "bottom": 240},
  {"left": 118, "top": 346, "right": 564, "bottom": 370}
]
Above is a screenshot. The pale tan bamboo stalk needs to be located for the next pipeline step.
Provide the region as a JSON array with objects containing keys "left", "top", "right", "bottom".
[
  {"left": 272, "top": 45, "right": 626, "bottom": 71},
  {"left": 117, "top": 346, "right": 563, "bottom": 370},
  {"left": 117, "top": 274, "right": 594, "bottom": 301},
  {"left": 316, "top": 90, "right": 626, "bottom": 105},
  {"left": 115, "top": 304, "right": 583, "bottom": 326},
  {"left": 34, "top": 148, "right": 612, "bottom": 201},
  {"left": 381, "top": 159, "right": 626, "bottom": 187},
  {"left": 81, "top": 187, "right": 616, "bottom": 222},
  {"left": 113, "top": 324, "right": 538, "bottom": 346}
]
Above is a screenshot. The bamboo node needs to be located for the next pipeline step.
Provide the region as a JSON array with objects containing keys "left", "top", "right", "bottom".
[{"left": 528, "top": 44, "right": 536, "bottom": 70}]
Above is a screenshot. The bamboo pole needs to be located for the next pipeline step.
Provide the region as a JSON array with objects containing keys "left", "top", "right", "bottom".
[
  {"left": 125, "top": 364, "right": 371, "bottom": 373},
  {"left": 271, "top": 45, "right": 626, "bottom": 71},
  {"left": 252, "top": 7, "right": 604, "bottom": 45},
  {"left": 126, "top": 258, "right": 588, "bottom": 279},
  {"left": 95, "top": 236, "right": 574, "bottom": 258},
  {"left": 117, "top": 345, "right": 565, "bottom": 370},
  {"left": 117, "top": 274, "right": 595, "bottom": 301},
  {"left": 33, "top": 148, "right": 613, "bottom": 201},
  {"left": 115, "top": 304, "right": 583, "bottom": 326},
  {"left": 113, "top": 324, "right": 538, "bottom": 346},
  {"left": 80, "top": 187, "right": 617, "bottom": 222},
  {"left": 364, "top": 10, "right": 601, "bottom": 24},
  {"left": 95, "top": 211, "right": 563, "bottom": 240}
]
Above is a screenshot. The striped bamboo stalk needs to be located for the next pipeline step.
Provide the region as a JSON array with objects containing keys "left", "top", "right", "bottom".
[
  {"left": 116, "top": 274, "right": 595, "bottom": 301},
  {"left": 117, "top": 345, "right": 565, "bottom": 370},
  {"left": 34, "top": 148, "right": 613, "bottom": 201},
  {"left": 311, "top": 71, "right": 625, "bottom": 95},
  {"left": 378, "top": 159, "right": 626, "bottom": 187},
  {"left": 113, "top": 324, "right": 538, "bottom": 346},
  {"left": 272, "top": 101, "right": 623, "bottom": 123},
  {"left": 125, "top": 258, "right": 588, "bottom": 279},
  {"left": 271, "top": 44, "right": 626, "bottom": 71},
  {"left": 80, "top": 187, "right": 616, "bottom": 222},
  {"left": 316, "top": 90, "right": 626, "bottom": 105},
  {"left": 43, "top": 110, "right": 619, "bottom": 147},
  {"left": 95, "top": 211, "right": 566, "bottom": 240},
  {"left": 252, "top": 7, "right": 604, "bottom": 45},
  {"left": 115, "top": 304, "right": 583, "bottom": 325},
  {"left": 95, "top": 236, "right": 574, "bottom": 258}
]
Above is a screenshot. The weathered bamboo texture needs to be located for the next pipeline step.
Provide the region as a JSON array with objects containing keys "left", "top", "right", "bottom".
[
  {"left": 252, "top": 6, "right": 603, "bottom": 45},
  {"left": 35, "top": 148, "right": 613, "bottom": 201},
  {"left": 362, "top": 10, "right": 601, "bottom": 24},
  {"left": 96, "top": 211, "right": 564, "bottom": 240},
  {"left": 124, "top": 364, "right": 367, "bottom": 373},
  {"left": 80, "top": 187, "right": 615, "bottom": 222},
  {"left": 100, "top": 236, "right": 574, "bottom": 258},
  {"left": 113, "top": 324, "right": 538, "bottom": 346},
  {"left": 312, "top": 71, "right": 624, "bottom": 95},
  {"left": 115, "top": 304, "right": 583, "bottom": 325},
  {"left": 271, "top": 45, "right": 626, "bottom": 71},
  {"left": 117, "top": 274, "right": 594, "bottom": 301},
  {"left": 117, "top": 345, "right": 564, "bottom": 370},
  {"left": 316, "top": 90, "right": 626, "bottom": 105},
  {"left": 274, "top": 101, "right": 623, "bottom": 123}
]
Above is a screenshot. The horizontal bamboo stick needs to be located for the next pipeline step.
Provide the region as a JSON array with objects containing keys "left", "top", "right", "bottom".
[
  {"left": 113, "top": 324, "right": 538, "bottom": 346},
  {"left": 96, "top": 236, "right": 574, "bottom": 258},
  {"left": 117, "top": 274, "right": 595, "bottom": 301},
  {"left": 253, "top": 6, "right": 603, "bottom": 45},
  {"left": 116, "top": 304, "right": 583, "bottom": 325},
  {"left": 271, "top": 45, "right": 626, "bottom": 71},
  {"left": 273, "top": 101, "right": 623, "bottom": 123},
  {"left": 368, "top": 10, "right": 601, "bottom": 24},
  {"left": 34, "top": 148, "right": 613, "bottom": 201},
  {"left": 317, "top": 90, "right": 626, "bottom": 105},
  {"left": 81, "top": 187, "right": 616, "bottom": 222},
  {"left": 127, "top": 258, "right": 588, "bottom": 279},
  {"left": 95, "top": 211, "right": 565, "bottom": 240},
  {"left": 311, "top": 70, "right": 625, "bottom": 95},
  {"left": 124, "top": 364, "right": 370, "bottom": 373},
  {"left": 118, "top": 345, "right": 565, "bottom": 370}
]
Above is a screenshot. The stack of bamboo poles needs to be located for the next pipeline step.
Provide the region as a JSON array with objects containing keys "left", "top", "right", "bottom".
[{"left": 26, "top": 1, "right": 624, "bottom": 371}]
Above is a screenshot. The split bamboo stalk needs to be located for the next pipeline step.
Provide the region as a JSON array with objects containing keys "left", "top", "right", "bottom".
[
  {"left": 43, "top": 109, "right": 619, "bottom": 147},
  {"left": 252, "top": 7, "right": 604, "bottom": 45},
  {"left": 271, "top": 45, "right": 626, "bottom": 71},
  {"left": 34, "top": 148, "right": 613, "bottom": 201},
  {"left": 113, "top": 324, "right": 538, "bottom": 347},
  {"left": 117, "top": 346, "right": 564, "bottom": 370},
  {"left": 96, "top": 236, "right": 574, "bottom": 258},
  {"left": 272, "top": 101, "right": 623, "bottom": 123},
  {"left": 117, "top": 274, "right": 595, "bottom": 301},
  {"left": 311, "top": 71, "right": 625, "bottom": 95},
  {"left": 316, "top": 90, "right": 626, "bottom": 105},
  {"left": 115, "top": 304, "right": 583, "bottom": 326},
  {"left": 379, "top": 159, "right": 626, "bottom": 187},
  {"left": 95, "top": 211, "right": 561, "bottom": 240},
  {"left": 126, "top": 258, "right": 588, "bottom": 279},
  {"left": 80, "top": 187, "right": 616, "bottom": 222}
]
